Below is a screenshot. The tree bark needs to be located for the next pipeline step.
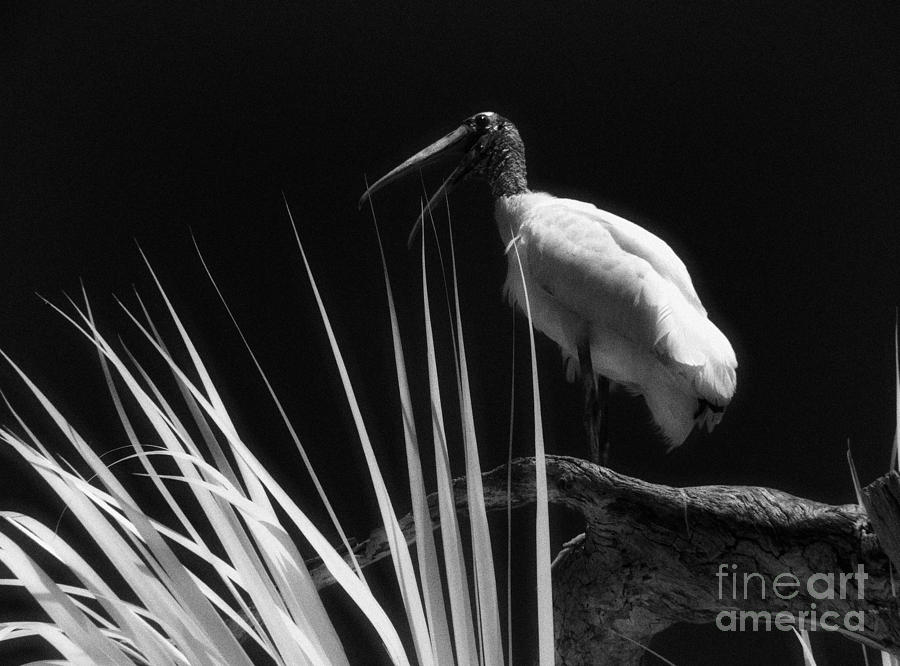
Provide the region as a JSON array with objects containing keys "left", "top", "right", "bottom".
[{"left": 310, "top": 455, "right": 899, "bottom": 664}]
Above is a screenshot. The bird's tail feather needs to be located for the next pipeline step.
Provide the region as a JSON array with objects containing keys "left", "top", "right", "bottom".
[
  {"left": 642, "top": 383, "right": 697, "bottom": 450},
  {"left": 695, "top": 361, "right": 737, "bottom": 405}
]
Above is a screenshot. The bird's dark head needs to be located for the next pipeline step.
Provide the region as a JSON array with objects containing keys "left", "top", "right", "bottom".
[
  {"left": 460, "top": 112, "right": 526, "bottom": 191},
  {"left": 359, "top": 111, "right": 527, "bottom": 244}
]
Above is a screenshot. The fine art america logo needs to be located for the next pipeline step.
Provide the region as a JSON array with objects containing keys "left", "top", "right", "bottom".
[{"left": 715, "top": 563, "right": 867, "bottom": 632}]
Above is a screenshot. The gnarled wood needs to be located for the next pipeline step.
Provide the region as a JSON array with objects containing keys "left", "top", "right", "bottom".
[
  {"left": 310, "top": 456, "right": 899, "bottom": 664},
  {"left": 863, "top": 470, "right": 900, "bottom": 573}
]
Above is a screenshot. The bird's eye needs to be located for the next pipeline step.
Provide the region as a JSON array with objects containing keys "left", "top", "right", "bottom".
[{"left": 474, "top": 114, "right": 491, "bottom": 130}]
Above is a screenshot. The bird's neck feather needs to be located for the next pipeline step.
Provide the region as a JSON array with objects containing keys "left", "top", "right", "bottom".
[
  {"left": 486, "top": 127, "right": 528, "bottom": 198},
  {"left": 494, "top": 192, "right": 534, "bottom": 245}
]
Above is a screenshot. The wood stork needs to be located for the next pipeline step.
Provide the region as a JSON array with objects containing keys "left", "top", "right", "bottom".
[{"left": 360, "top": 111, "right": 737, "bottom": 463}]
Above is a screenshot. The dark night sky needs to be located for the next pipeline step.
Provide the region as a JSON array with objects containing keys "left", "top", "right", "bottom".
[{"left": 2, "top": 2, "right": 899, "bottom": 664}]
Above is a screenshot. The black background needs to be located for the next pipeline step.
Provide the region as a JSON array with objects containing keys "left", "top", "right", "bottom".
[{"left": 2, "top": 2, "right": 899, "bottom": 664}]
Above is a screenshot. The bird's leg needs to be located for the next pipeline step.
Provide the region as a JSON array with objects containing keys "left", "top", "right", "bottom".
[
  {"left": 577, "top": 338, "right": 603, "bottom": 465},
  {"left": 598, "top": 376, "right": 610, "bottom": 466}
]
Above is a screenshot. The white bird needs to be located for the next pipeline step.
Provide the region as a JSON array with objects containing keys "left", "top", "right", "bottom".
[{"left": 360, "top": 111, "right": 737, "bottom": 463}]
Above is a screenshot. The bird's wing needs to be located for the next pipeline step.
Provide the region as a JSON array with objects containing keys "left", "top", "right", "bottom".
[
  {"left": 554, "top": 197, "right": 707, "bottom": 315},
  {"left": 519, "top": 198, "right": 720, "bottom": 372}
]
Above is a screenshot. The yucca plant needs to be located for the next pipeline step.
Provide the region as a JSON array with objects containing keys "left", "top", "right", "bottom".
[{"left": 0, "top": 199, "right": 555, "bottom": 665}]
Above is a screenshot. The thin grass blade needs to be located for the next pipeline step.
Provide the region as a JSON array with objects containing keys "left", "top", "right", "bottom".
[
  {"left": 510, "top": 233, "right": 555, "bottom": 665},
  {"left": 446, "top": 216, "right": 504, "bottom": 666},
  {"left": 421, "top": 222, "right": 478, "bottom": 665},
  {"left": 893, "top": 310, "right": 899, "bottom": 472},
  {"left": 792, "top": 627, "right": 817, "bottom": 666},
  {"left": 191, "top": 236, "right": 364, "bottom": 581},
  {"left": 366, "top": 192, "right": 454, "bottom": 665},
  {"left": 285, "top": 197, "right": 433, "bottom": 666},
  {"left": 847, "top": 443, "right": 866, "bottom": 508}
]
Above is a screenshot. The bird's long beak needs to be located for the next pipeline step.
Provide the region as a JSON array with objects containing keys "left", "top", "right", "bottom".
[{"left": 359, "top": 123, "right": 479, "bottom": 246}]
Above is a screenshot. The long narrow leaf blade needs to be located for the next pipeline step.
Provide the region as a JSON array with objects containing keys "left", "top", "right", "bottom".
[
  {"left": 447, "top": 220, "right": 503, "bottom": 665},
  {"left": 421, "top": 225, "right": 478, "bottom": 665},
  {"left": 510, "top": 234, "right": 555, "bottom": 665},
  {"left": 285, "top": 198, "right": 433, "bottom": 666},
  {"left": 367, "top": 195, "right": 454, "bottom": 665}
]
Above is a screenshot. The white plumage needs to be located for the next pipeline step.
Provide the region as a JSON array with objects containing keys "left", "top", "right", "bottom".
[
  {"left": 496, "top": 192, "right": 736, "bottom": 448},
  {"left": 360, "top": 111, "right": 737, "bottom": 451}
]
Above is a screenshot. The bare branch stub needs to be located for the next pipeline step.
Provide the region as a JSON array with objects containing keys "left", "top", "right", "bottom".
[
  {"left": 312, "top": 455, "right": 900, "bottom": 664},
  {"left": 863, "top": 470, "right": 900, "bottom": 573}
]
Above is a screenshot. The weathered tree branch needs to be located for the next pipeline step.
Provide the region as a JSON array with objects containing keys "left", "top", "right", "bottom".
[
  {"left": 863, "top": 471, "right": 900, "bottom": 572},
  {"left": 310, "top": 455, "right": 899, "bottom": 664}
]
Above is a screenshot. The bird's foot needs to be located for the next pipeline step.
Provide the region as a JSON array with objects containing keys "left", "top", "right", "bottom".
[{"left": 694, "top": 398, "right": 725, "bottom": 418}]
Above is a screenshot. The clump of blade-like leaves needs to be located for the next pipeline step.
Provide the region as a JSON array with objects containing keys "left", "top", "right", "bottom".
[
  {"left": 0, "top": 196, "right": 555, "bottom": 665},
  {"left": 0, "top": 268, "right": 408, "bottom": 665}
]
